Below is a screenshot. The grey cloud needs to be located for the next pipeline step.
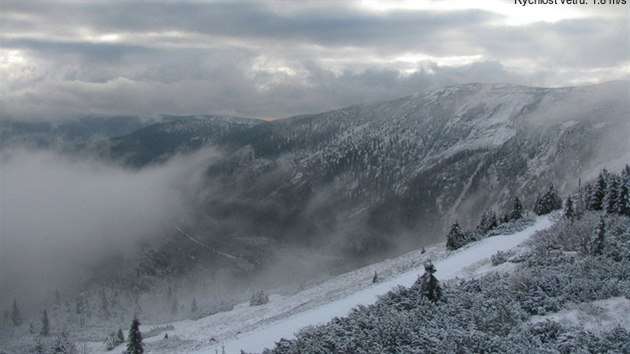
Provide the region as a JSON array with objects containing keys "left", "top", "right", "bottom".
[
  {"left": 1, "top": 2, "right": 627, "bottom": 121},
  {"left": 1, "top": 59, "right": 528, "bottom": 120}
]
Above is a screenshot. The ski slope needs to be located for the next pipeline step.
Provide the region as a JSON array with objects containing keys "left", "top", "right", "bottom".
[{"left": 192, "top": 215, "right": 553, "bottom": 354}]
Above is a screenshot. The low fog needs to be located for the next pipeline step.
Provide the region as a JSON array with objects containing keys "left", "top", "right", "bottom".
[{"left": 0, "top": 147, "right": 216, "bottom": 310}]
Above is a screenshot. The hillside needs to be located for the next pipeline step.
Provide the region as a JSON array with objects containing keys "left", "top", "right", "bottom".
[
  {"left": 76, "top": 213, "right": 553, "bottom": 354},
  {"left": 104, "top": 82, "right": 629, "bottom": 261}
]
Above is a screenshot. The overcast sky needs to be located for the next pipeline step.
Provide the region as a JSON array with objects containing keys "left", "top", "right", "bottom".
[{"left": 1, "top": 0, "right": 628, "bottom": 120}]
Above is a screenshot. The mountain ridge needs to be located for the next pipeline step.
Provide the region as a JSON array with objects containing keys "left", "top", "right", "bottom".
[{"left": 90, "top": 81, "right": 625, "bottom": 264}]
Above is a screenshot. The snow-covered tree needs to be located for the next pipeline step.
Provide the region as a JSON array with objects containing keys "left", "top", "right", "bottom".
[
  {"left": 54, "top": 290, "right": 61, "bottom": 308},
  {"left": 590, "top": 217, "right": 606, "bottom": 256},
  {"left": 417, "top": 262, "right": 442, "bottom": 303},
  {"left": 40, "top": 309, "right": 50, "bottom": 336},
  {"left": 117, "top": 328, "right": 125, "bottom": 343},
  {"left": 100, "top": 288, "right": 111, "bottom": 320},
  {"left": 477, "top": 211, "right": 498, "bottom": 234},
  {"left": 250, "top": 290, "right": 269, "bottom": 306},
  {"left": 446, "top": 222, "right": 466, "bottom": 250},
  {"left": 510, "top": 196, "right": 524, "bottom": 220},
  {"left": 563, "top": 197, "right": 575, "bottom": 220},
  {"left": 534, "top": 184, "right": 563, "bottom": 215},
  {"left": 105, "top": 329, "right": 125, "bottom": 351},
  {"left": 11, "top": 299, "right": 22, "bottom": 326},
  {"left": 127, "top": 317, "right": 144, "bottom": 354},
  {"left": 603, "top": 175, "right": 619, "bottom": 214},
  {"left": 616, "top": 170, "right": 630, "bottom": 216},
  {"left": 589, "top": 170, "right": 608, "bottom": 210}
]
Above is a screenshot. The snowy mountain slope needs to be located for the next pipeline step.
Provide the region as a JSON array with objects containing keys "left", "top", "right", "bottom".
[
  {"left": 88, "top": 214, "right": 552, "bottom": 354},
  {"left": 69, "top": 83, "right": 628, "bottom": 326},
  {"left": 186, "top": 81, "right": 628, "bottom": 260}
]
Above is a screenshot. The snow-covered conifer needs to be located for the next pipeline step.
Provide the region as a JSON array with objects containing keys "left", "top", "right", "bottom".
[
  {"left": 563, "top": 197, "right": 575, "bottom": 220},
  {"left": 417, "top": 262, "right": 442, "bottom": 303},
  {"left": 534, "top": 184, "right": 562, "bottom": 215},
  {"left": 250, "top": 290, "right": 269, "bottom": 306},
  {"left": 616, "top": 169, "right": 630, "bottom": 216},
  {"left": 11, "top": 299, "right": 22, "bottom": 326},
  {"left": 604, "top": 175, "right": 619, "bottom": 214},
  {"left": 127, "top": 317, "right": 144, "bottom": 354},
  {"left": 446, "top": 222, "right": 465, "bottom": 250},
  {"left": 590, "top": 217, "right": 606, "bottom": 256},
  {"left": 117, "top": 328, "right": 125, "bottom": 343},
  {"left": 589, "top": 170, "right": 608, "bottom": 210},
  {"left": 477, "top": 211, "right": 498, "bottom": 234},
  {"left": 510, "top": 196, "right": 524, "bottom": 220},
  {"left": 40, "top": 309, "right": 50, "bottom": 336}
]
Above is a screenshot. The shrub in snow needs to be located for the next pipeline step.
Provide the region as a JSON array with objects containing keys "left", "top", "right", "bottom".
[
  {"left": 268, "top": 212, "right": 630, "bottom": 354},
  {"left": 491, "top": 250, "right": 512, "bottom": 266},
  {"left": 477, "top": 211, "right": 499, "bottom": 235},
  {"left": 250, "top": 290, "right": 269, "bottom": 306},
  {"left": 415, "top": 262, "right": 442, "bottom": 303},
  {"left": 104, "top": 330, "right": 124, "bottom": 351}
]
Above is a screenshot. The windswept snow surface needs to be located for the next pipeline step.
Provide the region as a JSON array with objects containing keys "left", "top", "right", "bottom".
[{"left": 191, "top": 215, "right": 553, "bottom": 354}]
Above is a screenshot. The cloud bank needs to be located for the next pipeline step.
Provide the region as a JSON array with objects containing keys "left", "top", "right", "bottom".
[
  {"left": 0, "top": 148, "right": 214, "bottom": 308},
  {"left": 1, "top": 1, "right": 627, "bottom": 120}
]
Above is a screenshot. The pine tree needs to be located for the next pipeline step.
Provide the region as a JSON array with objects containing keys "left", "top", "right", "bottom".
[
  {"left": 603, "top": 175, "right": 619, "bottom": 214},
  {"left": 54, "top": 290, "right": 61, "bottom": 308},
  {"left": 117, "top": 328, "right": 125, "bottom": 343},
  {"left": 40, "top": 309, "right": 50, "bottom": 336},
  {"left": 477, "top": 211, "right": 498, "bottom": 234},
  {"left": 127, "top": 317, "right": 144, "bottom": 354},
  {"left": 589, "top": 170, "right": 608, "bottom": 210},
  {"left": 446, "top": 222, "right": 465, "bottom": 250},
  {"left": 417, "top": 262, "right": 442, "bottom": 303},
  {"left": 563, "top": 197, "right": 575, "bottom": 221},
  {"left": 534, "top": 184, "right": 563, "bottom": 215},
  {"left": 590, "top": 217, "right": 606, "bottom": 256},
  {"left": 580, "top": 183, "right": 592, "bottom": 212},
  {"left": 191, "top": 297, "right": 198, "bottom": 313},
  {"left": 11, "top": 299, "right": 22, "bottom": 326},
  {"left": 100, "top": 288, "right": 111, "bottom": 319},
  {"left": 616, "top": 169, "right": 630, "bottom": 216},
  {"left": 510, "top": 196, "right": 524, "bottom": 220}
]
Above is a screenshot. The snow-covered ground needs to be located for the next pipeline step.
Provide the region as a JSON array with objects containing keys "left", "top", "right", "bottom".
[{"left": 91, "top": 215, "right": 553, "bottom": 354}]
